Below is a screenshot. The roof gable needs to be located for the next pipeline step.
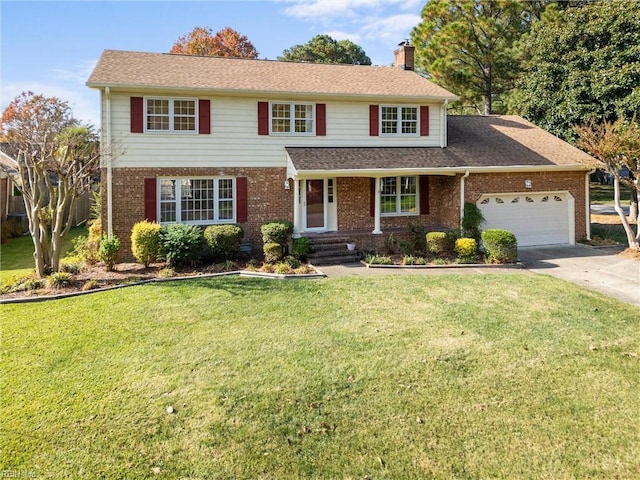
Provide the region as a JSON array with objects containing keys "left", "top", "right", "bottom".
[{"left": 87, "top": 50, "right": 458, "bottom": 100}]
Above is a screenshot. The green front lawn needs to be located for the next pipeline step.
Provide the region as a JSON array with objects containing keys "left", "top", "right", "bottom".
[
  {"left": 591, "top": 182, "right": 632, "bottom": 205},
  {"left": 0, "top": 226, "right": 86, "bottom": 286},
  {"left": 2, "top": 275, "right": 639, "bottom": 478}
]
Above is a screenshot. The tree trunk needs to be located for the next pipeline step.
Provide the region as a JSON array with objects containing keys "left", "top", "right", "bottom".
[
  {"left": 483, "top": 65, "right": 492, "bottom": 115},
  {"left": 613, "top": 177, "right": 639, "bottom": 249}
]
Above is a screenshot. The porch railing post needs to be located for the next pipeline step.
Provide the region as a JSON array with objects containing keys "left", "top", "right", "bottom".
[{"left": 373, "top": 177, "right": 382, "bottom": 234}]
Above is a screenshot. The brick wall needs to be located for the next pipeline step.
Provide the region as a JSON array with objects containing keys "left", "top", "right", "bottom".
[{"left": 102, "top": 167, "right": 291, "bottom": 261}]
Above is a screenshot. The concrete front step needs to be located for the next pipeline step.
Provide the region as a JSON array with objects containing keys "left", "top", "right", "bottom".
[{"left": 307, "top": 235, "right": 359, "bottom": 265}]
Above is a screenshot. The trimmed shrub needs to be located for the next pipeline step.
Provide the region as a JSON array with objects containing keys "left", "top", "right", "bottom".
[
  {"left": 455, "top": 237, "right": 478, "bottom": 259},
  {"left": 426, "top": 231, "right": 448, "bottom": 255},
  {"left": 72, "top": 235, "right": 100, "bottom": 265},
  {"left": 97, "top": 235, "right": 121, "bottom": 271},
  {"left": 261, "top": 220, "right": 294, "bottom": 246},
  {"left": 292, "top": 237, "right": 312, "bottom": 261},
  {"left": 88, "top": 218, "right": 102, "bottom": 240},
  {"left": 131, "top": 220, "right": 162, "bottom": 267},
  {"left": 263, "top": 242, "right": 283, "bottom": 263},
  {"left": 462, "top": 203, "right": 485, "bottom": 240},
  {"left": 204, "top": 224, "right": 244, "bottom": 262},
  {"left": 482, "top": 229, "right": 518, "bottom": 264},
  {"left": 160, "top": 223, "right": 204, "bottom": 267}
]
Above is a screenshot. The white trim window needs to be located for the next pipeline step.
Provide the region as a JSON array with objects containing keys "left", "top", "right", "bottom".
[
  {"left": 381, "top": 176, "right": 418, "bottom": 215},
  {"left": 271, "top": 102, "right": 314, "bottom": 134},
  {"left": 146, "top": 97, "right": 197, "bottom": 133},
  {"left": 381, "top": 106, "right": 418, "bottom": 135},
  {"left": 159, "top": 178, "right": 235, "bottom": 224}
]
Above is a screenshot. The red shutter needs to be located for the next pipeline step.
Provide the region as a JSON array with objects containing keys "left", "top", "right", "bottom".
[
  {"left": 420, "top": 106, "right": 430, "bottom": 136},
  {"left": 144, "top": 178, "right": 157, "bottom": 222},
  {"left": 199, "top": 99, "right": 210, "bottom": 134},
  {"left": 316, "top": 103, "right": 326, "bottom": 136},
  {"left": 257, "top": 102, "right": 269, "bottom": 135},
  {"left": 419, "top": 175, "right": 430, "bottom": 215},
  {"left": 236, "top": 177, "right": 248, "bottom": 223},
  {"left": 370, "top": 178, "right": 376, "bottom": 217},
  {"left": 131, "top": 97, "right": 144, "bottom": 133},
  {"left": 369, "top": 105, "right": 379, "bottom": 136}
]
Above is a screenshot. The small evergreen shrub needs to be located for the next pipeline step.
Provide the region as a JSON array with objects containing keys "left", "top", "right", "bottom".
[
  {"left": 131, "top": 220, "right": 162, "bottom": 267},
  {"left": 426, "top": 232, "right": 448, "bottom": 255},
  {"left": 286, "top": 256, "right": 302, "bottom": 269},
  {"left": 445, "top": 229, "right": 461, "bottom": 251},
  {"left": 455, "top": 237, "right": 478, "bottom": 259},
  {"left": 97, "top": 236, "right": 121, "bottom": 271},
  {"left": 160, "top": 224, "right": 204, "bottom": 267},
  {"left": 263, "top": 242, "right": 283, "bottom": 263},
  {"left": 48, "top": 271, "right": 73, "bottom": 289},
  {"left": 482, "top": 229, "right": 518, "bottom": 264},
  {"left": 292, "top": 237, "right": 312, "bottom": 261},
  {"left": 261, "top": 220, "right": 294, "bottom": 246},
  {"left": 204, "top": 224, "right": 244, "bottom": 262},
  {"left": 462, "top": 203, "right": 485, "bottom": 240}
]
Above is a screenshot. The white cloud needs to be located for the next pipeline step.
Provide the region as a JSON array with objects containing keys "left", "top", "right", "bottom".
[
  {"left": 280, "top": 0, "right": 415, "bottom": 23},
  {"left": 324, "top": 30, "right": 362, "bottom": 43},
  {"left": 359, "top": 14, "right": 422, "bottom": 42}
]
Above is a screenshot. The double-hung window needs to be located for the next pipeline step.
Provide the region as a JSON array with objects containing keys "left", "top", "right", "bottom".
[
  {"left": 146, "top": 97, "right": 197, "bottom": 133},
  {"left": 271, "top": 102, "right": 314, "bottom": 134},
  {"left": 159, "top": 178, "right": 235, "bottom": 224},
  {"left": 380, "top": 106, "right": 418, "bottom": 135},
  {"left": 380, "top": 176, "right": 418, "bottom": 215}
]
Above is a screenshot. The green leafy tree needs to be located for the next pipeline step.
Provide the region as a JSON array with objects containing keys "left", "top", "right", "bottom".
[
  {"left": 0, "top": 92, "right": 100, "bottom": 278},
  {"left": 575, "top": 119, "right": 640, "bottom": 250},
  {"left": 411, "top": 0, "right": 543, "bottom": 114},
  {"left": 512, "top": 0, "right": 640, "bottom": 141},
  {"left": 170, "top": 26, "right": 258, "bottom": 58},
  {"left": 278, "top": 35, "right": 371, "bottom": 65}
]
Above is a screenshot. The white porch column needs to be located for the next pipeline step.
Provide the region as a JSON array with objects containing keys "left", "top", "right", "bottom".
[
  {"left": 372, "top": 177, "right": 382, "bottom": 234},
  {"left": 292, "top": 179, "right": 301, "bottom": 238}
]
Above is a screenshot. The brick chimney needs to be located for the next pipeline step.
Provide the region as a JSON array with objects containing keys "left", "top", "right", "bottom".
[{"left": 394, "top": 40, "right": 415, "bottom": 71}]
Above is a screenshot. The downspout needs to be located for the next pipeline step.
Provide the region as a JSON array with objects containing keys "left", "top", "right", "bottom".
[
  {"left": 460, "top": 170, "right": 470, "bottom": 229},
  {"left": 105, "top": 87, "right": 113, "bottom": 238},
  {"left": 586, "top": 169, "right": 595, "bottom": 240},
  {"left": 5, "top": 175, "right": 10, "bottom": 219},
  {"left": 440, "top": 99, "right": 448, "bottom": 148}
]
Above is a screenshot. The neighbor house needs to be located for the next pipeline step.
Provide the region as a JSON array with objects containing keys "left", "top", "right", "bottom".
[{"left": 87, "top": 44, "right": 593, "bottom": 261}]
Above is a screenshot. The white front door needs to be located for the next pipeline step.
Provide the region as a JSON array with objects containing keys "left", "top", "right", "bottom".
[{"left": 304, "top": 179, "right": 326, "bottom": 231}]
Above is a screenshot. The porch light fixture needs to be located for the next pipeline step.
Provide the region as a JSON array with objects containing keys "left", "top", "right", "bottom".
[
  {"left": 525, "top": 179, "right": 532, "bottom": 189},
  {"left": 284, "top": 179, "right": 290, "bottom": 190}
]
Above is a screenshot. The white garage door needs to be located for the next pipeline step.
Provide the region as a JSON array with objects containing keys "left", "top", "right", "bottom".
[{"left": 477, "top": 192, "right": 572, "bottom": 246}]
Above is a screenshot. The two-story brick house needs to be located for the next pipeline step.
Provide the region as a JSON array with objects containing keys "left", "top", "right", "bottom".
[{"left": 87, "top": 44, "right": 593, "bottom": 261}]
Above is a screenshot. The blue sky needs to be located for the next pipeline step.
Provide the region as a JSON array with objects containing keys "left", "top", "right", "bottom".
[{"left": 1, "top": 0, "right": 424, "bottom": 126}]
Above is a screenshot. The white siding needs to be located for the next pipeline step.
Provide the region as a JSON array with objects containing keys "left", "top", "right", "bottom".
[{"left": 105, "top": 91, "right": 444, "bottom": 169}]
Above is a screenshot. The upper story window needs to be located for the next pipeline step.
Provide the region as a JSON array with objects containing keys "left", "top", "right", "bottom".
[
  {"left": 146, "top": 97, "right": 197, "bottom": 133},
  {"left": 158, "top": 177, "right": 235, "bottom": 224},
  {"left": 381, "top": 176, "right": 418, "bottom": 215},
  {"left": 380, "top": 106, "right": 418, "bottom": 135},
  {"left": 271, "top": 102, "right": 314, "bottom": 135}
]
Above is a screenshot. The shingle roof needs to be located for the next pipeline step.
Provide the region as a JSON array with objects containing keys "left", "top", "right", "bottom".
[
  {"left": 287, "top": 115, "right": 593, "bottom": 172},
  {"left": 87, "top": 50, "right": 458, "bottom": 99}
]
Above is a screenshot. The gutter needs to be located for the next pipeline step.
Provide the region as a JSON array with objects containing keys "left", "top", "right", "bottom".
[{"left": 105, "top": 87, "right": 113, "bottom": 237}]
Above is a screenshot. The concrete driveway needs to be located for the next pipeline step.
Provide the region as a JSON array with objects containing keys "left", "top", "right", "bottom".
[{"left": 518, "top": 244, "right": 639, "bottom": 307}]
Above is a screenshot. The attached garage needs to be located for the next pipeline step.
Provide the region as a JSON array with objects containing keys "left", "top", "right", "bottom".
[{"left": 477, "top": 192, "right": 575, "bottom": 246}]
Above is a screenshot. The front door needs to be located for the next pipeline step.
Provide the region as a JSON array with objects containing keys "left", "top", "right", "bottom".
[{"left": 305, "top": 179, "right": 325, "bottom": 230}]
